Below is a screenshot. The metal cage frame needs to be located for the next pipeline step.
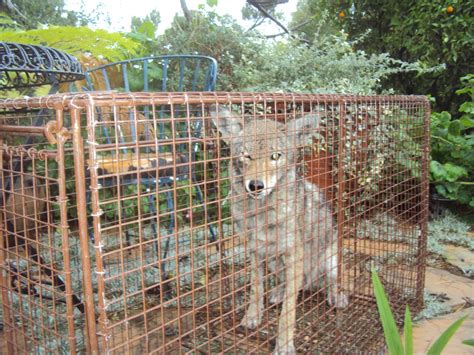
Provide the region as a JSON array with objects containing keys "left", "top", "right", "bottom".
[{"left": 0, "top": 91, "right": 430, "bottom": 354}]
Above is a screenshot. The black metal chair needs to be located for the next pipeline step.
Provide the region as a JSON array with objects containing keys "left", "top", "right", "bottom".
[{"left": 83, "top": 55, "right": 218, "bottom": 279}]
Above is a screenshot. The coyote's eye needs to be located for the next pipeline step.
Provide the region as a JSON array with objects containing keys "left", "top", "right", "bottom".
[{"left": 271, "top": 152, "right": 282, "bottom": 161}]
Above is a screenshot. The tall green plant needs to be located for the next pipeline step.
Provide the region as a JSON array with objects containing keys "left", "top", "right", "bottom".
[{"left": 371, "top": 268, "right": 467, "bottom": 354}]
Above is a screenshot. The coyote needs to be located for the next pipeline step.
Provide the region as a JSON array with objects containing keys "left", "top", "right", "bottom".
[{"left": 211, "top": 106, "right": 348, "bottom": 354}]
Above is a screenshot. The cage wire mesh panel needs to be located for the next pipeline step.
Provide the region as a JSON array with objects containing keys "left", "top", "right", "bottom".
[
  {"left": 0, "top": 92, "right": 429, "bottom": 354},
  {"left": 0, "top": 102, "right": 87, "bottom": 353}
]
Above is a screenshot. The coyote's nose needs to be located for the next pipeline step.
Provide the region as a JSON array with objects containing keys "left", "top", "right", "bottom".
[{"left": 248, "top": 180, "right": 265, "bottom": 193}]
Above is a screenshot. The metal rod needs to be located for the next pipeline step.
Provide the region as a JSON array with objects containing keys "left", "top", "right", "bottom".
[
  {"left": 416, "top": 99, "right": 431, "bottom": 310},
  {"left": 70, "top": 106, "right": 99, "bottom": 354},
  {"left": 0, "top": 92, "right": 430, "bottom": 111},
  {"left": 55, "top": 108, "right": 78, "bottom": 354},
  {"left": 0, "top": 125, "right": 45, "bottom": 136},
  {"left": 0, "top": 138, "right": 15, "bottom": 355},
  {"left": 85, "top": 103, "right": 109, "bottom": 352}
]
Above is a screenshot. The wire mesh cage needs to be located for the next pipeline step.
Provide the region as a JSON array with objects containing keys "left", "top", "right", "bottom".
[{"left": 0, "top": 92, "right": 429, "bottom": 354}]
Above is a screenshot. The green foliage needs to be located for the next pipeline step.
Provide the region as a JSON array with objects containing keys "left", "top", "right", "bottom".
[
  {"left": 371, "top": 268, "right": 404, "bottom": 354},
  {"left": 130, "top": 10, "right": 161, "bottom": 46},
  {"left": 237, "top": 26, "right": 437, "bottom": 93},
  {"left": 132, "top": 9, "right": 161, "bottom": 30},
  {"left": 428, "top": 210, "right": 474, "bottom": 253},
  {"left": 157, "top": 9, "right": 264, "bottom": 91},
  {"left": 430, "top": 75, "right": 474, "bottom": 207},
  {"left": 289, "top": 0, "right": 342, "bottom": 40},
  {"left": 241, "top": 0, "right": 285, "bottom": 24},
  {"left": 2, "top": 0, "right": 92, "bottom": 29},
  {"left": 426, "top": 316, "right": 468, "bottom": 355},
  {"left": 241, "top": 3, "right": 262, "bottom": 21},
  {"left": 0, "top": 12, "right": 21, "bottom": 30},
  {"left": 463, "top": 339, "right": 474, "bottom": 347},
  {"left": 0, "top": 26, "right": 139, "bottom": 62},
  {"left": 9, "top": 0, "right": 457, "bottom": 118},
  {"left": 329, "top": 0, "right": 473, "bottom": 114},
  {"left": 206, "top": 0, "right": 218, "bottom": 7},
  {"left": 415, "top": 290, "right": 451, "bottom": 321},
  {"left": 372, "top": 268, "right": 467, "bottom": 355},
  {"left": 315, "top": 104, "right": 424, "bottom": 215}
]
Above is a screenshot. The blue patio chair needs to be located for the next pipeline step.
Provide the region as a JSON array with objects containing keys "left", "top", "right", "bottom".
[
  {"left": 83, "top": 55, "right": 218, "bottom": 283},
  {"left": 84, "top": 54, "right": 217, "bottom": 92}
]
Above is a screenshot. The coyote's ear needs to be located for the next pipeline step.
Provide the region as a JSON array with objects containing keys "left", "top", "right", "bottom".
[
  {"left": 287, "top": 114, "right": 320, "bottom": 144},
  {"left": 209, "top": 105, "right": 244, "bottom": 143}
]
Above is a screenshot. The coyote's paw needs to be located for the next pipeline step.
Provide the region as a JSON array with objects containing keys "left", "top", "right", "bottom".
[
  {"left": 269, "top": 287, "right": 285, "bottom": 304},
  {"left": 273, "top": 340, "right": 296, "bottom": 355},
  {"left": 329, "top": 291, "right": 349, "bottom": 309},
  {"left": 240, "top": 311, "right": 261, "bottom": 329}
]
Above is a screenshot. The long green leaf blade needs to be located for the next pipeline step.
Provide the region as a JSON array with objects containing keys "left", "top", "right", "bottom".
[
  {"left": 371, "top": 268, "right": 404, "bottom": 355},
  {"left": 462, "top": 339, "right": 474, "bottom": 347},
  {"left": 404, "top": 306, "right": 413, "bottom": 355},
  {"left": 427, "top": 315, "right": 468, "bottom": 355}
]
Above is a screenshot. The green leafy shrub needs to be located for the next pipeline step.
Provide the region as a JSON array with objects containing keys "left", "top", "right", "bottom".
[
  {"left": 243, "top": 34, "right": 437, "bottom": 94},
  {"left": 428, "top": 210, "right": 474, "bottom": 253},
  {"left": 157, "top": 9, "right": 264, "bottom": 91},
  {"left": 430, "top": 74, "right": 474, "bottom": 208},
  {"left": 415, "top": 290, "right": 451, "bottom": 321},
  {"left": 307, "top": 0, "right": 474, "bottom": 114},
  {"left": 152, "top": 7, "right": 434, "bottom": 94}
]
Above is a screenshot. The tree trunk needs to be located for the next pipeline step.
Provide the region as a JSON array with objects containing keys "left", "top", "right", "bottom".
[{"left": 180, "top": 0, "right": 192, "bottom": 22}]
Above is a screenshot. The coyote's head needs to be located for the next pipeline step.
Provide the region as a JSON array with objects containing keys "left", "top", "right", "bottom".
[{"left": 211, "top": 106, "right": 320, "bottom": 199}]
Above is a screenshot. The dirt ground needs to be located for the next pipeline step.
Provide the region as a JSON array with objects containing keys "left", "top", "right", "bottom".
[
  {"left": 1, "top": 240, "right": 472, "bottom": 354},
  {"left": 413, "top": 308, "right": 473, "bottom": 354},
  {"left": 412, "top": 267, "right": 473, "bottom": 354}
]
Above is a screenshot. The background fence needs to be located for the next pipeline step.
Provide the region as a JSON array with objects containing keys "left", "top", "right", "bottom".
[{"left": 0, "top": 92, "right": 429, "bottom": 353}]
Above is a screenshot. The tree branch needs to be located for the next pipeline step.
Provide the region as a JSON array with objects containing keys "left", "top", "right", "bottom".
[
  {"left": 247, "top": 0, "right": 289, "bottom": 35},
  {"left": 2, "top": 0, "right": 29, "bottom": 24},
  {"left": 180, "top": 0, "right": 192, "bottom": 22},
  {"left": 265, "top": 18, "right": 314, "bottom": 38},
  {"left": 246, "top": 17, "right": 265, "bottom": 32},
  {"left": 246, "top": 0, "right": 309, "bottom": 44}
]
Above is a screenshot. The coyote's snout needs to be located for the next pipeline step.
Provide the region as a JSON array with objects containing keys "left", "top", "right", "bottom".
[
  {"left": 211, "top": 105, "right": 348, "bottom": 354},
  {"left": 241, "top": 144, "right": 284, "bottom": 200}
]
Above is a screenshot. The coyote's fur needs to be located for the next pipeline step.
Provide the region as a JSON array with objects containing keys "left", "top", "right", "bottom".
[{"left": 211, "top": 106, "right": 348, "bottom": 354}]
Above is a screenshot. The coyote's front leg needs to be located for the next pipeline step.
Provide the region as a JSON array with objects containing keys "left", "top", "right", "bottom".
[
  {"left": 240, "top": 253, "right": 264, "bottom": 329},
  {"left": 326, "top": 249, "right": 349, "bottom": 309},
  {"left": 274, "top": 241, "right": 304, "bottom": 355}
]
